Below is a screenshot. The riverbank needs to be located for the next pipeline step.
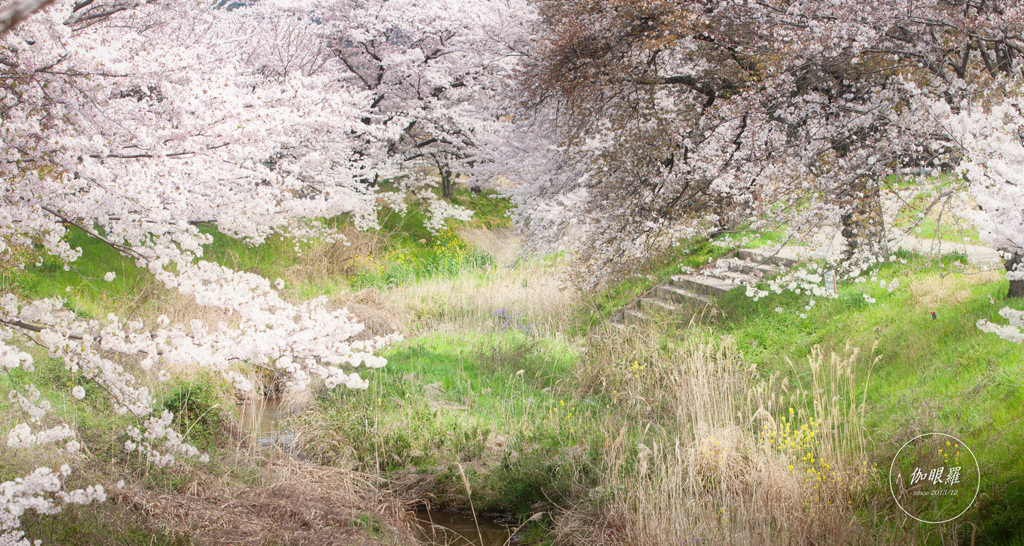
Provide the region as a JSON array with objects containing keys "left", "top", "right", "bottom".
[{"left": 3, "top": 186, "right": 1023, "bottom": 544}]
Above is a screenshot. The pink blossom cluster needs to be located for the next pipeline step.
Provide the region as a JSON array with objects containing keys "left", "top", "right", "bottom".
[
  {"left": 978, "top": 308, "right": 1024, "bottom": 345},
  {"left": 1, "top": 466, "right": 105, "bottom": 546}
]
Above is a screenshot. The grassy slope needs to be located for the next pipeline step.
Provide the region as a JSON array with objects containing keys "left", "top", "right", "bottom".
[
  {"left": 6, "top": 227, "right": 155, "bottom": 319},
  {"left": 293, "top": 237, "right": 1024, "bottom": 543},
  {"left": 4, "top": 183, "right": 1023, "bottom": 544},
  {"left": 299, "top": 332, "right": 593, "bottom": 514},
  {"left": 886, "top": 175, "right": 983, "bottom": 245},
  {"left": 712, "top": 258, "right": 1024, "bottom": 542}
]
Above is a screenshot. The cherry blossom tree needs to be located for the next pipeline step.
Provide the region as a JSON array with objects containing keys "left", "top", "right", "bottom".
[
  {"left": 945, "top": 94, "right": 1024, "bottom": 342},
  {"left": 327, "top": 0, "right": 535, "bottom": 200},
  {"left": 507, "top": 0, "right": 1024, "bottom": 297},
  {"left": 0, "top": 0, "right": 547, "bottom": 536},
  {"left": 0, "top": 0, "right": 393, "bottom": 378},
  {"left": 0, "top": 0, "right": 53, "bottom": 33},
  {"left": 0, "top": 1, "right": 403, "bottom": 540},
  {"left": 947, "top": 99, "right": 1024, "bottom": 297}
]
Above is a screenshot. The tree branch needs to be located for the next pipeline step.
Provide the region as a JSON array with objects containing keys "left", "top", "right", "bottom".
[{"left": 0, "top": 0, "right": 55, "bottom": 33}]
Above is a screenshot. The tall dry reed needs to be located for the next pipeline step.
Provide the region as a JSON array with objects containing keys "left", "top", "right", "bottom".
[{"left": 558, "top": 329, "right": 876, "bottom": 545}]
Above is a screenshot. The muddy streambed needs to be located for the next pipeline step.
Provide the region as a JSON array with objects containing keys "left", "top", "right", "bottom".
[{"left": 238, "top": 399, "right": 526, "bottom": 545}]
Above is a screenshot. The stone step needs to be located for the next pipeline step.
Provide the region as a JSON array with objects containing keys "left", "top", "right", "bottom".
[
  {"left": 640, "top": 297, "right": 678, "bottom": 314},
  {"left": 671, "top": 274, "right": 737, "bottom": 296},
  {"left": 621, "top": 308, "right": 649, "bottom": 325},
  {"left": 652, "top": 284, "right": 711, "bottom": 305},
  {"left": 716, "top": 270, "right": 760, "bottom": 285},
  {"left": 736, "top": 249, "right": 800, "bottom": 268},
  {"left": 715, "top": 257, "right": 779, "bottom": 277}
]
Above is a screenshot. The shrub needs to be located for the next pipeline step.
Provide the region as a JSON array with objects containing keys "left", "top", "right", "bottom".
[{"left": 160, "top": 377, "right": 231, "bottom": 453}]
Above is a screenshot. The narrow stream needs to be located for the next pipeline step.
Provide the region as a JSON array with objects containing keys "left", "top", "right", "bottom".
[
  {"left": 238, "top": 399, "right": 524, "bottom": 545},
  {"left": 413, "top": 508, "right": 524, "bottom": 546},
  {"left": 238, "top": 397, "right": 287, "bottom": 434},
  {"left": 238, "top": 397, "right": 297, "bottom": 450}
]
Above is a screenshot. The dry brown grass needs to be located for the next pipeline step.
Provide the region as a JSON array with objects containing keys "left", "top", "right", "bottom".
[
  {"left": 109, "top": 272, "right": 235, "bottom": 332},
  {"left": 113, "top": 457, "right": 417, "bottom": 546},
  {"left": 329, "top": 288, "right": 405, "bottom": 340},
  {"left": 558, "top": 328, "right": 875, "bottom": 546},
  {"left": 908, "top": 270, "right": 1002, "bottom": 310},
  {"left": 457, "top": 228, "right": 521, "bottom": 265},
  {"left": 0, "top": 436, "right": 418, "bottom": 545},
  {"left": 289, "top": 228, "right": 387, "bottom": 286},
  {"left": 379, "top": 255, "right": 580, "bottom": 336},
  {"left": 108, "top": 223, "right": 563, "bottom": 343}
]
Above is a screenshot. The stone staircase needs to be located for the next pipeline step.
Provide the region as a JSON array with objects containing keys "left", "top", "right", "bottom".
[{"left": 611, "top": 249, "right": 796, "bottom": 327}]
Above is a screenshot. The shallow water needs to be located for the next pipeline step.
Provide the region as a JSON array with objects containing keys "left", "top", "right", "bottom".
[
  {"left": 237, "top": 397, "right": 287, "bottom": 434},
  {"left": 413, "top": 508, "right": 524, "bottom": 546}
]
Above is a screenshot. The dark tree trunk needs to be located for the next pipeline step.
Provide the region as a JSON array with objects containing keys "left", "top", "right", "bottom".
[
  {"left": 441, "top": 169, "right": 454, "bottom": 200},
  {"left": 841, "top": 178, "right": 888, "bottom": 262},
  {"left": 1004, "top": 249, "right": 1024, "bottom": 299},
  {"left": 433, "top": 157, "right": 455, "bottom": 200}
]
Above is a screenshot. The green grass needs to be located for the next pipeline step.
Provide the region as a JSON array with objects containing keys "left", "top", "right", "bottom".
[
  {"left": 886, "top": 176, "right": 983, "bottom": 245},
  {"left": 302, "top": 331, "right": 599, "bottom": 514},
  {"left": 18, "top": 506, "right": 191, "bottom": 546},
  {"left": 160, "top": 374, "right": 234, "bottom": 454},
  {"left": 0, "top": 348, "right": 219, "bottom": 543},
  {"left": 374, "top": 184, "right": 512, "bottom": 245},
  {"left": 352, "top": 514, "right": 386, "bottom": 538},
  {"left": 710, "top": 255, "right": 1024, "bottom": 543},
  {"left": 892, "top": 200, "right": 982, "bottom": 244},
  {"left": 448, "top": 186, "right": 514, "bottom": 230},
  {"left": 343, "top": 183, "right": 513, "bottom": 290},
  {"left": 2, "top": 181, "right": 514, "bottom": 307},
  {"left": 349, "top": 227, "right": 495, "bottom": 290},
  {"left": 197, "top": 223, "right": 304, "bottom": 280},
  {"left": 3, "top": 227, "right": 155, "bottom": 319},
  {"left": 716, "top": 225, "right": 788, "bottom": 248}
]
